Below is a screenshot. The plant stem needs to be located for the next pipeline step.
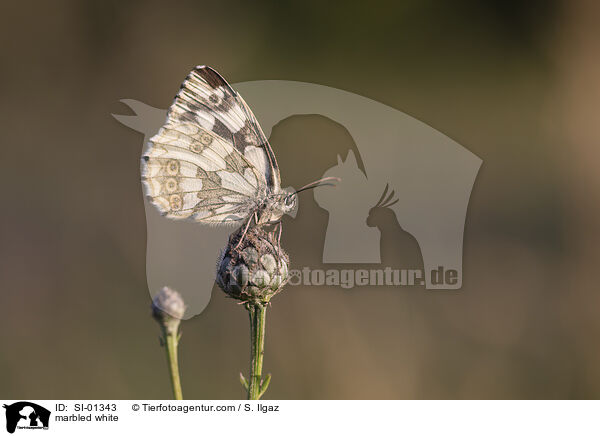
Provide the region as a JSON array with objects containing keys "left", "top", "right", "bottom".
[
  {"left": 247, "top": 302, "right": 267, "bottom": 400},
  {"left": 162, "top": 327, "right": 183, "bottom": 400}
]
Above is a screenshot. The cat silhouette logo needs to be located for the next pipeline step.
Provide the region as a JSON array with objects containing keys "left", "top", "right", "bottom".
[
  {"left": 3, "top": 402, "right": 50, "bottom": 433},
  {"left": 113, "top": 78, "right": 481, "bottom": 318}
]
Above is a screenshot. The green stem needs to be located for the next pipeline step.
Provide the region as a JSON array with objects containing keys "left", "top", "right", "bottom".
[
  {"left": 247, "top": 303, "right": 267, "bottom": 400},
  {"left": 162, "top": 327, "right": 183, "bottom": 400}
]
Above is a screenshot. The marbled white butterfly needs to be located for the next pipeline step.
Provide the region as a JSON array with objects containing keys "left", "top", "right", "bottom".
[{"left": 141, "top": 66, "right": 335, "bottom": 236}]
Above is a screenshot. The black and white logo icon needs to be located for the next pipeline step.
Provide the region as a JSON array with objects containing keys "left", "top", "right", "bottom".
[{"left": 3, "top": 402, "right": 50, "bottom": 434}]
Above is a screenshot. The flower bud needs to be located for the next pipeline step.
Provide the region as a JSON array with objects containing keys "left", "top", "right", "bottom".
[
  {"left": 217, "top": 225, "right": 289, "bottom": 303},
  {"left": 152, "top": 286, "right": 185, "bottom": 334}
]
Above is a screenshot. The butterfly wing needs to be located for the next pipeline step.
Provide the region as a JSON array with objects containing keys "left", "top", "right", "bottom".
[
  {"left": 180, "top": 66, "right": 282, "bottom": 192},
  {"left": 142, "top": 66, "right": 279, "bottom": 224},
  {"left": 142, "top": 122, "right": 263, "bottom": 223}
]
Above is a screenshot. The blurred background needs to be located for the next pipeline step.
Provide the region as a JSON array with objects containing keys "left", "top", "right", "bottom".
[{"left": 1, "top": 0, "right": 599, "bottom": 399}]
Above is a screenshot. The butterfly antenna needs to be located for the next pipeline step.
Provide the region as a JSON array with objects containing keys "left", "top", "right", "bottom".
[{"left": 294, "top": 177, "right": 341, "bottom": 195}]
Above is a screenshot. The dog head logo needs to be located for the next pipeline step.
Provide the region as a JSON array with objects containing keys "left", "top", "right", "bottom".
[{"left": 3, "top": 402, "right": 50, "bottom": 433}]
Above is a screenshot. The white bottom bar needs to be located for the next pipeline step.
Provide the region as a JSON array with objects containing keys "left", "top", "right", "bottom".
[{"left": 1, "top": 400, "right": 596, "bottom": 436}]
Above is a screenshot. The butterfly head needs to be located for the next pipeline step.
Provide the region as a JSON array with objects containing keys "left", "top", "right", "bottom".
[
  {"left": 266, "top": 187, "right": 298, "bottom": 222},
  {"left": 282, "top": 191, "right": 298, "bottom": 214},
  {"left": 268, "top": 177, "right": 340, "bottom": 223}
]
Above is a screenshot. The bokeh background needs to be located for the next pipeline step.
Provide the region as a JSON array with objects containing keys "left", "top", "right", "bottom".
[{"left": 1, "top": 0, "right": 600, "bottom": 399}]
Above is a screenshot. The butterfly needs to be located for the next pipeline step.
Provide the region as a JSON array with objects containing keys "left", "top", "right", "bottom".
[
  {"left": 142, "top": 66, "right": 337, "bottom": 242},
  {"left": 141, "top": 67, "right": 291, "bottom": 232}
]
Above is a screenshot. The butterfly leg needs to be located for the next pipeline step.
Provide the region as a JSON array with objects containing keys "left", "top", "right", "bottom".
[
  {"left": 274, "top": 221, "right": 283, "bottom": 266},
  {"left": 234, "top": 215, "right": 253, "bottom": 250},
  {"left": 277, "top": 221, "right": 282, "bottom": 252}
]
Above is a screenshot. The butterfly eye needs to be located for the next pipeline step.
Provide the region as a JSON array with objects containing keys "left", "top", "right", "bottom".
[{"left": 284, "top": 195, "right": 295, "bottom": 207}]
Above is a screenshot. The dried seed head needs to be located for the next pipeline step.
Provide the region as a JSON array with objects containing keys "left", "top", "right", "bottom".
[
  {"left": 152, "top": 286, "right": 185, "bottom": 334},
  {"left": 217, "top": 226, "right": 289, "bottom": 304}
]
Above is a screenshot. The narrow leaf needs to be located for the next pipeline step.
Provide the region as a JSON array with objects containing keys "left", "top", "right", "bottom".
[
  {"left": 258, "top": 373, "right": 272, "bottom": 399},
  {"left": 239, "top": 372, "right": 249, "bottom": 390}
]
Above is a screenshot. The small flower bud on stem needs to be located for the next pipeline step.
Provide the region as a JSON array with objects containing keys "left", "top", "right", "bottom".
[{"left": 152, "top": 286, "right": 185, "bottom": 400}]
